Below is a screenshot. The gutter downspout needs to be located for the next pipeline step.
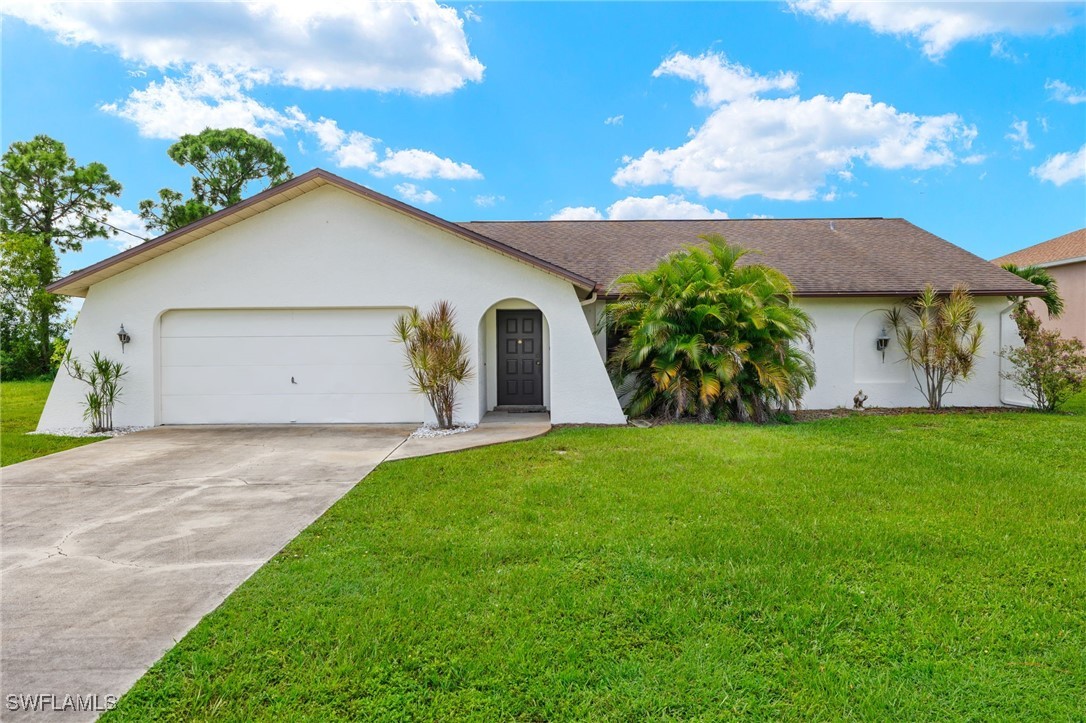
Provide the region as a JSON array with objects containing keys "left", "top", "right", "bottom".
[
  {"left": 999, "top": 298, "right": 1034, "bottom": 408},
  {"left": 580, "top": 290, "right": 598, "bottom": 306}
]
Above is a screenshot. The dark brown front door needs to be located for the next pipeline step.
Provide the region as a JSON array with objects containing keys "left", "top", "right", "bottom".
[{"left": 497, "top": 310, "right": 543, "bottom": 406}]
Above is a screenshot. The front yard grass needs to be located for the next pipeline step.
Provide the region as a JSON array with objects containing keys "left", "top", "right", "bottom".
[
  {"left": 1, "top": 380, "right": 105, "bottom": 466},
  {"left": 108, "top": 396, "right": 1086, "bottom": 720}
]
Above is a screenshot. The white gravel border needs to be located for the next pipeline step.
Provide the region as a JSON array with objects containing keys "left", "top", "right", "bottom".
[
  {"left": 410, "top": 424, "right": 477, "bottom": 439},
  {"left": 27, "top": 426, "right": 148, "bottom": 439}
]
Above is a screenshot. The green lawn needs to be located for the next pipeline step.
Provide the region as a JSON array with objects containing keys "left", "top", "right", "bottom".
[
  {"left": 1, "top": 380, "right": 106, "bottom": 466},
  {"left": 106, "top": 397, "right": 1086, "bottom": 721}
]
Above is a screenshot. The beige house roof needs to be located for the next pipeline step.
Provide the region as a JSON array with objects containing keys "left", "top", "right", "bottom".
[
  {"left": 460, "top": 218, "right": 1041, "bottom": 297},
  {"left": 992, "top": 227, "right": 1086, "bottom": 268}
]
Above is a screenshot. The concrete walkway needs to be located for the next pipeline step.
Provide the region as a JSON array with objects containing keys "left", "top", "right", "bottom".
[
  {"left": 387, "top": 411, "right": 552, "bottom": 460},
  {"left": 0, "top": 425, "right": 412, "bottom": 722}
]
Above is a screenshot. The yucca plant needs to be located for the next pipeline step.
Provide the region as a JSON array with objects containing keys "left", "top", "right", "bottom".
[
  {"left": 885, "top": 284, "right": 983, "bottom": 410},
  {"left": 607, "top": 235, "right": 815, "bottom": 423},
  {"left": 63, "top": 350, "right": 127, "bottom": 432},
  {"left": 394, "top": 300, "right": 473, "bottom": 429}
]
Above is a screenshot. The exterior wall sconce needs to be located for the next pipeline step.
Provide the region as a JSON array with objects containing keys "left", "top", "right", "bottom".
[
  {"left": 117, "top": 324, "right": 131, "bottom": 353},
  {"left": 875, "top": 327, "right": 890, "bottom": 361}
]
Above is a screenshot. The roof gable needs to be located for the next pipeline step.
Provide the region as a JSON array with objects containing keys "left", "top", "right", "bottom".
[{"left": 47, "top": 169, "right": 595, "bottom": 297}]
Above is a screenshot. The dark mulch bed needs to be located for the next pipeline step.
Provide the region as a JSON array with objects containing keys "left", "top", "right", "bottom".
[{"left": 792, "top": 406, "right": 1021, "bottom": 422}]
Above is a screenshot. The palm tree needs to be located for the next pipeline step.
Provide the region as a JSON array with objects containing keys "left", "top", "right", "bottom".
[
  {"left": 1001, "top": 263, "right": 1064, "bottom": 318},
  {"left": 607, "top": 235, "right": 815, "bottom": 423}
]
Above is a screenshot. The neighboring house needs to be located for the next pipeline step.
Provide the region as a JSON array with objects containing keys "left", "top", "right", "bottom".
[
  {"left": 40, "top": 169, "right": 1039, "bottom": 429},
  {"left": 992, "top": 227, "right": 1086, "bottom": 342}
]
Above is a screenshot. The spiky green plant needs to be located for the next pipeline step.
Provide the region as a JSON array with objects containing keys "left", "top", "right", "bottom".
[
  {"left": 63, "top": 350, "right": 127, "bottom": 432},
  {"left": 607, "top": 235, "right": 815, "bottom": 423},
  {"left": 885, "top": 284, "right": 983, "bottom": 410},
  {"left": 1000, "top": 263, "right": 1064, "bottom": 318},
  {"left": 394, "top": 301, "right": 473, "bottom": 430}
]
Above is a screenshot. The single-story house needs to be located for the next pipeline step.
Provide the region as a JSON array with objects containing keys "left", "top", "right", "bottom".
[
  {"left": 40, "top": 168, "right": 1040, "bottom": 429},
  {"left": 992, "top": 227, "right": 1085, "bottom": 342}
]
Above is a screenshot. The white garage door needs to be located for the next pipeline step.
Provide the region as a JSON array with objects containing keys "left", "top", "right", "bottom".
[{"left": 160, "top": 309, "right": 424, "bottom": 424}]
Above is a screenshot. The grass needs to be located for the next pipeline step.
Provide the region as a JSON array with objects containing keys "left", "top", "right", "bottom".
[
  {"left": 106, "top": 395, "right": 1086, "bottom": 721},
  {"left": 1, "top": 380, "right": 105, "bottom": 466}
]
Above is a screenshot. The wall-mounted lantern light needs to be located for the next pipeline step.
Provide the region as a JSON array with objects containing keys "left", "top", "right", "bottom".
[
  {"left": 875, "top": 327, "right": 890, "bottom": 361},
  {"left": 118, "top": 324, "right": 131, "bottom": 353}
]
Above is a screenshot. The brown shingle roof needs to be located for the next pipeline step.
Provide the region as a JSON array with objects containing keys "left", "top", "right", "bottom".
[
  {"left": 459, "top": 218, "right": 1041, "bottom": 297},
  {"left": 991, "top": 227, "right": 1086, "bottom": 268}
]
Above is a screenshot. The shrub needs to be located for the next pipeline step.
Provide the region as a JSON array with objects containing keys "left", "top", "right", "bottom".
[
  {"left": 394, "top": 301, "right": 473, "bottom": 429},
  {"left": 607, "top": 235, "right": 815, "bottom": 423},
  {"left": 1001, "top": 305, "right": 1086, "bottom": 411},
  {"left": 64, "top": 350, "right": 127, "bottom": 432},
  {"left": 886, "top": 284, "right": 983, "bottom": 410}
]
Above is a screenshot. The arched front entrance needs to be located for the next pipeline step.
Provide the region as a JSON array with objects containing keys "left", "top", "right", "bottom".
[{"left": 478, "top": 298, "right": 550, "bottom": 416}]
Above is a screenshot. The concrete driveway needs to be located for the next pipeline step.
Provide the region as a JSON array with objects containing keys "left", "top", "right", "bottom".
[{"left": 1, "top": 425, "right": 412, "bottom": 721}]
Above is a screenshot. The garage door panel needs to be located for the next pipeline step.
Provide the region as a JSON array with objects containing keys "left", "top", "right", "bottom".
[
  {"left": 162, "top": 335, "right": 403, "bottom": 368},
  {"left": 159, "top": 309, "right": 424, "bottom": 424},
  {"left": 161, "top": 394, "right": 293, "bottom": 425},
  {"left": 162, "top": 308, "right": 408, "bottom": 338}
]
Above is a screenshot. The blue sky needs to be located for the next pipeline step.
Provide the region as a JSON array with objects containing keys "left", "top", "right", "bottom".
[{"left": 3, "top": 1, "right": 1084, "bottom": 277}]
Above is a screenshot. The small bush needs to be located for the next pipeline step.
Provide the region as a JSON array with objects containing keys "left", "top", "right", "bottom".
[
  {"left": 64, "top": 350, "right": 127, "bottom": 432},
  {"left": 394, "top": 301, "right": 473, "bottom": 429},
  {"left": 1001, "top": 305, "right": 1086, "bottom": 411}
]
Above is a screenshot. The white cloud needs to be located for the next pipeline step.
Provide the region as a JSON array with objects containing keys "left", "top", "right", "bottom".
[
  {"left": 394, "top": 183, "right": 440, "bottom": 205},
  {"left": 4, "top": 0, "right": 484, "bottom": 94},
  {"left": 103, "top": 205, "right": 149, "bottom": 249},
  {"left": 654, "top": 51, "right": 796, "bottom": 106},
  {"left": 1031, "top": 144, "right": 1086, "bottom": 186},
  {"left": 1045, "top": 78, "right": 1086, "bottom": 104},
  {"left": 463, "top": 6, "right": 482, "bottom": 22},
  {"left": 789, "top": 1, "right": 1079, "bottom": 60},
  {"left": 333, "top": 132, "right": 381, "bottom": 169},
  {"left": 551, "top": 194, "right": 728, "bottom": 221},
  {"left": 551, "top": 206, "right": 604, "bottom": 221},
  {"left": 1005, "top": 120, "right": 1034, "bottom": 150},
  {"left": 375, "top": 149, "right": 482, "bottom": 180},
  {"left": 606, "top": 195, "right": 728, "bottom": 220},
  {"left": 99, "top": 66, "right": 301, "bottom": 139},
  {"left": 99, "top": 68, "right": 481, "bottom": 181},
  {"left": 604, "top": 115, "right": 624, "bottom": 126},
  {"left": 614, "top": 52, "right": 977, "bottom": 201},
  {"left": 474, "top": 194, "right": 504, "bottom": 207}
]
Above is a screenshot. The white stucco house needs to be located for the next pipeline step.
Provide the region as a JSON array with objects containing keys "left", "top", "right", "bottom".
[{"left": 40, "top": 169, "right": 1040, "bottom": 430}]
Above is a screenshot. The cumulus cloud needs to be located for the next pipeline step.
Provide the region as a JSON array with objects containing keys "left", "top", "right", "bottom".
[
  {"left": 99, "top": 66, "right": 301, "bottom": 139},
  {"left": 103, "top": 205, "right": 149, "bottom": 249},
  {"left": 4, "top": 0, "right": 484, "bottom": 94},
  {"left": 375, "top": 149, "right": 483, "bottom": 180},
  {"left": 394, "top": 183, "right": 440, "bottom": 204},
  {"left": 474, "top": 194, "right": 504, "bottom": 207},
  {"left": 613, "top": 51, "right": 978, "bottom": 201},
  {"left": 1005, "top": 120, "right": 1033, "bottom": 150},
  {"left": 607, "top": 195, "right": 728, "bottom": 220},
  {"left": 1045, "top": 78, "right": 1086, "bottom": 104},
  {"left": 1031, "top": 144, "right": 1086, "bottom": 186},
  {"left": 789, "top": 0, "right": 1080, "bottom": 60},
  {"left": 99, "top": 67, "right": 479, "bottom": 182},
  {"left": 604, "top": 115, "right": 624, "bottom": 126},
  {"left": 654, "top": 51, "right": 796, "bottom": 106},
  {"left": 551, "top": 206, "right": 604, "bottom": 221},
  {"left": 551, "top": 194, "right": 727, "bottom": 220}
]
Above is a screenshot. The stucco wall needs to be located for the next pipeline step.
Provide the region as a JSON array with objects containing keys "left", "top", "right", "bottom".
[
  {"left": 39, "top": 185, "right": 627, "bottom": 429},
  {"left": 1023, "top": 261, "right": 1085, "bottom": 342},
  {"left": 799, "top": 296, "right": 1022, "bottom": 409}
]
